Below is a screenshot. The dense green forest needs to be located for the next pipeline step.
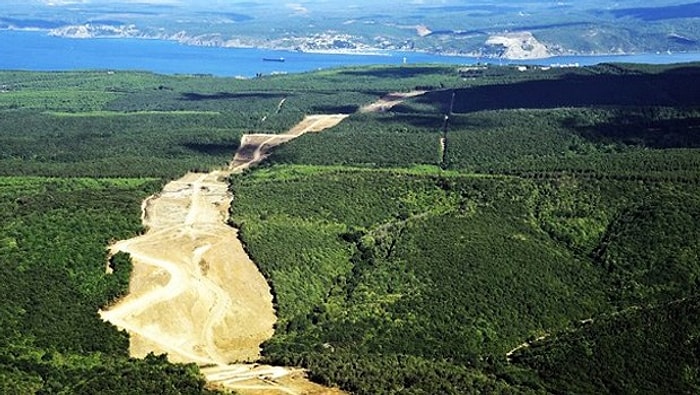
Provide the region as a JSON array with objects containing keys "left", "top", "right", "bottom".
[
  {"left": 232, "top": 62, "right": 700, "bottom": 393},
  {"left": 1, "top": 63, "right": 699, "bottom": 393},
  {"left": 230, "top": 167, "right": 700, "bottom": 394},
  {"left": 0, "top": 66, "right": 472, "bottom": 393},
  {"left": 0, "top": 177, "right": 215, "bottom": 393}
]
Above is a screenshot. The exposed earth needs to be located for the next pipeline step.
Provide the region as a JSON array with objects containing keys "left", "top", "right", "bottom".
[
  {"left": 360, "top": 90, "right": 427, "bottom": 113},
  {"left": 100, "top": 99, "right": 415, "bottom": 393},
  {"left": 100, "top": 114, "right": 347, "bottom": 393},
  {"left": 485, "top": 32, "right": 551, "bottom": 60}
]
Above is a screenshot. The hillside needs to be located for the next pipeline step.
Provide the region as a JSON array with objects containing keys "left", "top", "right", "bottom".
[
  {"left": 0, "top": 63, "right": 699, "bottom": 393},
  {"left": 3, "top": 1, "right": 700, "bottom": 58},
  {"left": 232, "top": 63, "right": 700, "bottom": 394}
]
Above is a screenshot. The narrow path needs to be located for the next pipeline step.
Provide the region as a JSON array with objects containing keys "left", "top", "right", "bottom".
[
  {"left": 439, "top": 136, "right": 446, "bottom": 166},
  {"left": 506, "top": 334, "right": 549, "bottom": 362}
]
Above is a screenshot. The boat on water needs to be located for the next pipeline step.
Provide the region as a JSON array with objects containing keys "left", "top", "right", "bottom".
[{"left": 262, "top": 57, "right": 285, "bottom": 62}]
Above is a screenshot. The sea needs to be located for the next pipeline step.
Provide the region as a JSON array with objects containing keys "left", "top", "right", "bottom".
[{"left": 1, "top": 30, "right": 699, "bottom": 77}]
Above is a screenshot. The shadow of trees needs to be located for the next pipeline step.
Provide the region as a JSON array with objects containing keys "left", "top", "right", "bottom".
[{"left": 416, "top": 66, "right": 700, "bottom": 114}]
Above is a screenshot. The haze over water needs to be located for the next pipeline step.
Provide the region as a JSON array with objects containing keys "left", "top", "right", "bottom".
[{"left": 2, "top": 30, "right": 699, "bottom": 77}]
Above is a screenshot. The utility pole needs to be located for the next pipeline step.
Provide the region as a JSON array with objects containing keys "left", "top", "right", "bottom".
[{"left": 440, "top": 90, "right": 455, "bottom": 169}]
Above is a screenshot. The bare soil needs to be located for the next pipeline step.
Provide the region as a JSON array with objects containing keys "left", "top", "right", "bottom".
[
  {"left": 202, "top": 364, "right": 345, "bottom": 395},
  {"left": 359, "top": 90, "right": 427, "bottom": 113},
  {"left": 100, "top": 94, "right": 418, "bottom": 391},
  {"left": 100, "top": 170, "right": 275, "bottom": 364},
  {"left": 231, "top": 115, "right": 348, "bottom": 171},
  {"left": 100, "top": 114, "right": 348, "bottom": 393}
]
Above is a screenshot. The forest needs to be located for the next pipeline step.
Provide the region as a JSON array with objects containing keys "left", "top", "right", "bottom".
[{"left": 1, "top": 62, "right": 699, "bottom": 393}]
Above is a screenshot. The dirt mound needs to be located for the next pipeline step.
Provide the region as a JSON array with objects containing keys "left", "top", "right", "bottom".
[{"left": 202, "top": 364, "right": 346, "bottom": 395}]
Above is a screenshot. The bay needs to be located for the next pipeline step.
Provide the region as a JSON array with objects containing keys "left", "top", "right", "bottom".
[{"left": 1, "top": 30, "right": 699, "bottom": 77}]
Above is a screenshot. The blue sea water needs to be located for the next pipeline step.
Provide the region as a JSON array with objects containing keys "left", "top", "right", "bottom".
[{"left": 1, "top": 30, "right": 699, "bottom": 77}]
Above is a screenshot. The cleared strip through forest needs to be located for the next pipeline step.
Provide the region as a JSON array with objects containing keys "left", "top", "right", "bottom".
[
  {"left": 99, "top": 114, "right": 346, "bottom": 394},
  {"left": 99, "top": 91, "right": 421, "bottom": 393}
]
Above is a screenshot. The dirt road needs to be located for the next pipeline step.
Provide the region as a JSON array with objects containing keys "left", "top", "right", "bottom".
[
  {"left": 100, "top": 114, "right": 347, "bottom": 393},
  {"left": 359, "top": 90, "right": 427, "bottom": 113},
  {"left": 505, "top": 334, "right": 550, "bottom": 363},
  {"left": 100, "top": 93, "right": 417, "bottom": 392},
  {"left": 231, "top": 115, "right": 348, "bottom": 171},
  {"left": 100, "top": 171, "right": 275, "bottom": 364}
]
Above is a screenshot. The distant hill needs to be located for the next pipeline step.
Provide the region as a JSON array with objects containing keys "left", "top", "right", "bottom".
[{"left": 2, "top": 1, "right": 700, "bottom": 58}]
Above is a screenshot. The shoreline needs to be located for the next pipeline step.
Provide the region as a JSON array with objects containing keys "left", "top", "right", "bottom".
[
  {"left": 5, "top": 27, "right": 700, "bottom": 61},
  {"left": 2, "top": 29, "right": 699, "bottom": 78}
]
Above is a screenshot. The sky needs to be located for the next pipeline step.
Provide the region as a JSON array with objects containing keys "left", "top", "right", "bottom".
[
  {"left": 38, "top": 0, "right": 181, "bottom": 4},
  {"left": 7, "top": 0, "right": 695, "bottom": 16},
  {"left": 30, "top": 0, "right": 453, "bottom": 5}
]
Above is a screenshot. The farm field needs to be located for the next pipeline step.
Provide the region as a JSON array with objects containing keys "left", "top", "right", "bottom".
[{"left": 1, "top": 63, "right": 699, "bottom": 394}]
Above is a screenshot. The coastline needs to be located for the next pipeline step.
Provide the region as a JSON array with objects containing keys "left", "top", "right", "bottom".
[
  {"left": 7, "top": 27, "right": 700, "bottom": 61},
  {"left": 1, "top": 29, "right": 699, "bottom": 78}
]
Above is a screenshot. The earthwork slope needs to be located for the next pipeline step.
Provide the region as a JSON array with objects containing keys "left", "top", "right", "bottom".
[{"left": 100, "top": 114, "right": 348, "bottom": 394}]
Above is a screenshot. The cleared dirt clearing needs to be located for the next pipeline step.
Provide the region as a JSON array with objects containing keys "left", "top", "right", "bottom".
[
  {"left": 100, "top": 114, "right": 348, "bottom": 393},
  {"left": 202, "top": 364, "right": 345, "bottom": 395},
  {"left": 231, "top": 114, "right": 348, "bottom": 170},
  {"left": 360, "top": 90, "right": 427, "bottom": 113},
  {"left": 100, "top": 171, "right": 275, "bottom": 364}
]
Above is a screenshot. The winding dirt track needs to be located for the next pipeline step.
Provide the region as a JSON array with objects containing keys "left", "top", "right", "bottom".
[
  {"left": 100, "top": 114, "right": 347, "bottom": 394},
  {"left": 99, "top": 92, "right": 423, "bottom": 394},
  {"left": 101, "top": 170, "right": 274, "bottom": 365}
]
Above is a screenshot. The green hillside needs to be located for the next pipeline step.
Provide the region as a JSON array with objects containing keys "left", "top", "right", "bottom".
[
  {"left": 509, "top": 296, "right": 700, "bottom": 394},
  {"left": 231, "top": 167, "right": 700, "bottom": 394},
  {"left": 0, "top": 63, "right": 699, "bottom": 393},
  {"left": 234, "top": 63, "right": 700, "bottom": 393}
]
